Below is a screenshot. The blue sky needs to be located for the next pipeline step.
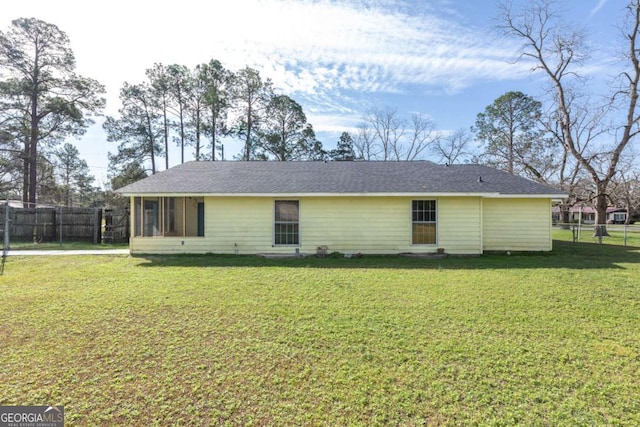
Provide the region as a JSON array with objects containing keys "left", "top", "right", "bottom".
[{"left": 2, "top": 0, "right": 621, "bottom": 185}]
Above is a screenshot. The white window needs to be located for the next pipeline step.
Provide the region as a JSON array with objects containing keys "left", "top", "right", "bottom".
[
  {"left": 274, "top": 200, "right": 299, "bottom": 245},
  {"left": 412, "top": 200, "right": 437, "bottom": 244}
]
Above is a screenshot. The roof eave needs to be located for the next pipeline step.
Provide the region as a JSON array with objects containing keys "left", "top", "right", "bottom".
[{"left": 116, "top": 191, "right": 567, "bottom": 198}]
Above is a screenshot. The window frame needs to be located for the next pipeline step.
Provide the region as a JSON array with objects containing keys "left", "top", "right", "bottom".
[
  {"left": 613, "top": 212, "right": 626, "bottom": 222},
  {"left": 411, "top": 199, "right": 437, "bottom": 245},
  {"left": 164, "top": 197, "right": 176, "bottom": 234},
  {"left": 143, "top": 197, "right": 161, "bottom": 237},
  {"left": 274, "top": 200, "right": 300, "bottom": 246},
  {"left": 134, "top": 197, "right": 142, "bottom": 237}
]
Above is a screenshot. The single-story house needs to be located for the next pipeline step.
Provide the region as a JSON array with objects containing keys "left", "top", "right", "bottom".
[
  {"left": 552, "top": 205, "right": 628, "bottom": 224},
  {"left": 606, "top": 207, "right": 628, "bottom": 224},
  {"left": 116, "top": 161, "right": 567, "bottom": 255}
]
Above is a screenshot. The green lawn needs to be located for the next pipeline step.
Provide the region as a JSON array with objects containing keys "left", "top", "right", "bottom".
[
  {"left": 7, "top": 241, "right": 129, "bottom": 250},
  {"left": 553, "top": 224, "right": 640, "bottom": 247},
  {"left": 1, "top": 241, "right": 639, "bottom": 426}
]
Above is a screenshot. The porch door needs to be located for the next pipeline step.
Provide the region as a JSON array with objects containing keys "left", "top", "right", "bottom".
[
  {"left": 144, "top": 199, "right": 160, "bottom": 236},
  {"left": 197, "top": 202, "right": 205, "bottom": 237}
]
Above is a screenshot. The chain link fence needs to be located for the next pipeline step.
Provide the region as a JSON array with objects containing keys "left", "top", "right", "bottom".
[{"left": 553, "top": 223, "right": 640, "bottom": 246}]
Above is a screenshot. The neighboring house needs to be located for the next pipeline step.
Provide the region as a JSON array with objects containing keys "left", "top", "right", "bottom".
[
  {"left": 570, "top": 206, "right": 596, "bottom": 224},
  {"left": 0, "top": 200, "right": 27, "bottom": 208},
  {"left": 606, "top": 208, "right": 628, "bottom": 224},
  {"left": 552, "top": 205, "right": 628, "bottom": 224},
  {"left": 116, "top": 161, "right": 566, "bottom": 255}
]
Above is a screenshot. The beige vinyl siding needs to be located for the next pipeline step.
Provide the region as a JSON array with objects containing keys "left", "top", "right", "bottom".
[
  {"left": 437, "top": 197, "right": 482, "bottom": 254},
  {"left": 129, "top": 195, "right": 549, "bottom": 255},
  {"left": 207, "top": 197, "right": 275, "bottom": 254},
  {"left": 129, "top": 236, "right": 212, "bottom": 253},
  {"left": 482, "top": 198, "right": 552, "bottom": 251},
  {"left": 299, "top": 197, "right": 407, "bottom": 254},
  {"left": 130, "top": 197, "right": 272, "bottom": 254},
  {"left": 302, "top": 197, "right": 481, "bottom": 254},
  {"left": 130, "top": 196, "right": 485, "bottom": 255}
]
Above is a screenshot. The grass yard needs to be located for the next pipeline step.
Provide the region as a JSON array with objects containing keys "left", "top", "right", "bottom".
[
  {"left": 1, "top": 241, "right": 639, "bottom": 426},
  {"left": 7, "top": 241, "right": 129, "bottom": 251},
  {"left": 553, "top": 224, "right": 640, "bottom": 247}
]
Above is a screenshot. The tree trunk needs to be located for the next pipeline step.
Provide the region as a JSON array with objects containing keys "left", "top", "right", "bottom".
[
  {"left": 245, "top": 103, "right": 253, "bottom": 161},
  {"left": 211, "top": 113, "right": 216, "bottom": 161},
  {"left": 593, "top": 189, "right": 610, "bottom": 237},
  {"left": 150, "top": 140, "right": 156, "bottom": 174},
  {"left": 27, "top": 45, "right": 40, "bottom": 208},
  {"left": 65, "top": 173, "right": 71, "bottom": 207},
  {"left": 508, "top": 131, "right": 514, "bottom": 174},
  {"left": 163, "top": 106, "right": 169, "bottom": 170},
  {"left": 179, "top": 107, "right": 185, "bottom": 164},
  {"left": 28, "top": 90, "right": 39, "bottom": 206},
  {"left": 22, "top": 143, "right": 30, "bottom": 208},
  {"left": 561, "top": 204, "right": 570, "bottom": 229},
  {"left": 146, "top": 115, "right": 156, "bottom": 174},
  {"left": 195, "top": 109, "right": 201, "bottom": 161}
]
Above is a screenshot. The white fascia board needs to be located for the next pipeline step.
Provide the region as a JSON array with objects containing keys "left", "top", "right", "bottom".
[
  {"left": 120, "top": 192, "right": 502, "bottom": 198},
  {"left": 119, "top": 192, "right": 563, "bottom": 198},
  {"left": 211, "top": 192, "right": 503, "bottom": 197},
  {"left": 488, "top": 193, "right": 568, "bottom": 199},
  {"left": 118, "top": 193, "right": 208, "bottom": 197}
]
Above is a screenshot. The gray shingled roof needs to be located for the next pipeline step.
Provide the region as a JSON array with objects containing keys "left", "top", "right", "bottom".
[{"left": 116, "top": 161, "right": 566, "bottom": 196}]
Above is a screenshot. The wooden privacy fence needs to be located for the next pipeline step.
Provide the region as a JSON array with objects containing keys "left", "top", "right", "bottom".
[
  {"left": 103, "top": 208, "right": 130, "bottom": 243},
  {"left": 0, "top": 206, "right": 130, "bottom": 243}
]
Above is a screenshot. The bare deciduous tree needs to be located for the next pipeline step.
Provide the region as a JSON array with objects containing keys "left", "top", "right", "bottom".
[
  {"left": 499, "top": 0, "right": 640, "bottom": 235},
  {"left": 357, "top": 107, "right": 439, "bottom": 161},
  {"left": 609, "top": 149, "right": 640, "bottom": 224},
  {"left": 403, "top": 113, "right": 440, "bottom": 161},
  {"left": 353, "top": 122, "right": 378, "bottom": 161},
  {"left": 432, "top": 128, "right": 474, "bottom": 165},
  {"left": 363, "top": 106, "right": 405, "bottom": 161}
]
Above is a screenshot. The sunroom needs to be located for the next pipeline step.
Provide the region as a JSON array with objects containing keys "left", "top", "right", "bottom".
[{"left": 132, "top": 196, "right": 204, "bottom": 237}]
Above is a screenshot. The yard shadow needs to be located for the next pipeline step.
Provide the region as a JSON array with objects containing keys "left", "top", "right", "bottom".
[{"left": 134, "top": 240, "right": 640, "bottom": 270}]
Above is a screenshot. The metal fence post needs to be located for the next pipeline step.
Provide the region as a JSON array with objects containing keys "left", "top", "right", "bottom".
[
  {"left": 1, "top": 199, "right": 8, "bottom": 274},
  {"left": 4, "top": 199, "right": 9, "bottom": 251},
  {"left": 59, "top": 206, "right": 63, "bottom": 247},
  {"left": 94, "top": 208, "right": 100, "bottom": 244}
]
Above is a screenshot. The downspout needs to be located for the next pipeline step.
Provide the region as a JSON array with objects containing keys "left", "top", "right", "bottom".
[
  {"left": 130, "top": 196, "right": 135, "bottom": 243},
  {"left": 182, "top": 197, "right": 186, "bottom": 237},
  {"left": 160, "top": 197, "right": 164, "bottom": 236},
  {"left": 479, "top": 197, "right": 484, "bottom": 255},
  {"left": 548, "top": 199, "right": 553, "bottom": 251}
]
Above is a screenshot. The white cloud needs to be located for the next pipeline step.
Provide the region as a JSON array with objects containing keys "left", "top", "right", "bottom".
[
  {"left": 2, "top": 0, "right": 528, "bottom": 165},
  {"left": 3, "top": 0, "right": 522, "bottom": 109},
  {"left": 589, "top": 0, "right": 609, "bottom": 18}
]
